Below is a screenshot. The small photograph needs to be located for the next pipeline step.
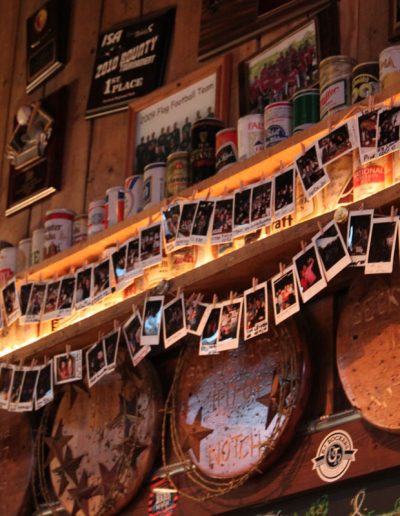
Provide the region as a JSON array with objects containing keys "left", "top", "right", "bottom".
[
  {"left": 56, "top": 276, "right": 76, "bottom": 317},
  {"left": 25, "top": 282, "right": 47, "bottom": 323},
  {"left": 123, "top": 311, "right": 151, "bottom": 366},
  {"left": 54, "top": 350, "right": 83, "bottom": 385},
  {"left": 217, "top": 298, "right": 243, "bottom": 352},
  {"left": 347, "top": 210, "right": 374, "bottom": 265},
  {"left": 377, "top": 106, "right": 400, "bottom": 157},
  {"left": 176, "top": 202, "right": 198, "bottom": 247},
  {"left": 0, "top": 365, "right": 15, "bottom": 409},
  {"left": 274, "top": 168, "right": 295, "bottom": 220},
  {"left": 211, "top": 197, "right": 234, "bottom": 244},
  {"left": 141, "top": 296, "right": 164, "bottom": 346},
  {"left": 365, "top": 217, "right": 398, "bottom": 274},
  {"left": 316, "top": 120, "right": 357, "bottom": 167},
  {"left": 186, "top": 299, "right": 210, "bottom": 335},
  {"left": 271, "top": 266, "right": 300, "bottom": 325},
  {"left": 17, "top": 368, "right": 39, "bottom": 412},
  {"left": 243, "top": 282, "right": 268, "bottom": 341},
  {"left": 140, "top": 223, "right": 162, "bottom": 268},
  {"left": 112, "top": 245, "right": 127, "bottom": 286},
  {"left": 42, "top": 280, "right": 61, "bottom": 321},
  {"left": 163, "top": 295, "right": 187, "bottom": 348},
  {"left": 19, "top": 283, "right": 33, "bottom": 322},
  {"left": 35, "top": 362, "right": 54, "bottom": 410},
  {"left": 296, "top": 145, "right": 330, "bottom": 200},
  {"left": 293, "top": 242, "right": 327, "bottom": 303},
  {"left": 162, "top": 203, "right": 181, "bottom": 253},
  {"left": 86, "top": 340, "right": 107, "bottom": 388},
  {"left": 357, "top": 110, "right": 378, "bottom": 163},
  {"left": 2, "top": 279, "right": 21, "bottom": 326},
  {"left": 75, "top": 266, "right": 93, "bottom": 309},
  {"left": 199, "top": 305, "right": 221, "bottom": 355},
  {"left": 125, "top": 237, "right": 142, "bottom": 278},
  {"left": 8, "top": 369, "right": 25, "bottom": 411},
  {"left": 104, "top": 327, "right": 121, "bottom": 372},
  {"left": 250, "top": 179, "right": 273, "bottom": 230},
  {"left": 191, "top": 201, "right": 215, "bottom": 245},
  {"left": 233, "top": 187, "right": 252, "bottom": 237},
  {"left": 313, "top": 220, "right": 351, "bottom": 282},
  {"left": 92, "top": 259, "right": 111, "bottom": 303}
]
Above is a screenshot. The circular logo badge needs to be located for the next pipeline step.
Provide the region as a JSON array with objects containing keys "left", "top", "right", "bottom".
[
  {"left": 34, "top": 8, "right": 48, "bottom": 32},
  {"left": 312, "top": 430, "right": 357, "bottom": 483}
]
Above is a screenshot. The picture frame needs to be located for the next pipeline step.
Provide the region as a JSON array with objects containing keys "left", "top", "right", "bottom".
[
  {"left": 389, "top": 0, "right": 400, "bottom": 41},
  {"left": 126, "top": 54, "right": 231, "bottom": 175}
]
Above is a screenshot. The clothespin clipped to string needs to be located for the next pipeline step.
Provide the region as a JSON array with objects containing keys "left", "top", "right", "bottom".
[
  {"left": 186, "top": 293, "right": 195, "bottom": 305},
  {"left": 368, "top": 94, "right": 375, "bottom": 113},
  {"left": 176, "top": 286, "right": 182, "bottom": 299},
  {"left": 229, "top": 290, "right": 234, "bottom": 304},
  {"left": 390, "top": 205, "right": 397, "bottom": 221},
  {"left": 300, "top": 143, "right": 306, "bottom": 155},
  {"left": 98, "top": 329, "right": 104, "bottom": 341},
  {"left": 30, "top": 357, "right": 37, "bottom": 368},
  {"left": 389, "top": 96, "right": 395, "bottom": 109},
  {"left": 195, "top": 292, "right": 203, "bottom": 306},
  {"left": 359, "top": 201, "right": 365, "bottom": 211},
  {"left": 66, "top": 344, "right": 71, "bottom": 358},
  {"left": 113, "top": 319, "right": 119, "bottom": 331},
  {"left": 223, "top": 185, "right": 228, "bottom": 197},
  {"left": 18, "top": 358, "right": 24, "bottom": 368},
  {"left": 279, "top": 262, "right": 285, "bottom": 275},
  {"left": 239, "top": 180, "right": 244, "bottom": 193},
  {"left": 260, "top": 170, "right": 266, "bottom": 182},
  {"left": 252, "top": 277, "right": 258, "bottom": 292},
  {"left": 327, "top": 112, "right": 334, "bottom": 134},
  {"left": 44, "top": 355, "right": 48, "bottom": 365},
  {"left": 317, "top": 220, "right": 323, "bottom": 233},
  {"left": 212, "top": 294, "right": 218, "bottom": 308},
  {"left": 191, "top": 188, "right": 198, "bottom": 201},
  {"left": 131, "top": 303, "right": 137, "bottom": 316},
  {"left": 205, "top": 189, "right": 211, "bottom": 201},
  {"left": 300, "top": 240, "right": 306, "bottom": 252},
  {"left": 148, "top": 214, "right": 153, "bottom": 226},
  {"left": 279, "top": 160, "right": 285, "bottom": 172}
]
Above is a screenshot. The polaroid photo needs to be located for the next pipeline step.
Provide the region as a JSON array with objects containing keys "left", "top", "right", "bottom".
[
  {"left": 211, "top": 196, "right": 234, "bottom": 244},
  {"left": 186, "top": 299, "right": 210, "bottom": 336},
  {"left": 296, "top": 145, "right": 330, "bottom": 200},
  {"left": 123, "top": 311, "right": 151, "bottom": 366},
  {"left": 274, "top": 167, "right": 296, "bottom": 220},
  {"left": 104, "top": 327, "right": 121, "bottom": 373},
  {"left": 0, "top": 364, "right": 15, "bottom": 410},
  {"left": 35, "top": 362, "right": 54, "bottom": 410},
  {"left": 271, "top": 266, "right": 300, "bottom": 325},
  {"left": 8, "top": 368, "right": 26, "bottom": 412},
  {"left": 243, "top": 281, "right": 268, "bottom": 341},
  {"left": 86, "top": 340, "right": 107, "bottom": 388},
  {"left": 175, "top": 201, "right": 198, "bottom": 247},
  {"left": 347, "top": 209, "right": 374, "bottom": 266},
  {"left": 125, "top": 237, "right": 142, "bottom": 279},
  {"left": 233, "top": 187, "right": 252, "bottom": 237},
  {"left": 163, "top": 295, "right": 187, "bottom": 349},
  {"left": 18, "top": 282, "right": 33, "bottom": 325},
  {"left": 365, "top": 217, "right": 398, "bottom": 274},
  {"left": 54, "top": 350, "right": 83, "bottom": 385},
  {"left": 357, "top": 110, "right": 379, "bottom": 163},
  {"left": 25, "top": 282, "right": 47, "bottom": 323},
  {"left": 2, "top": 278, "right": 21, "bottom": 326},
  {"left": 313, "top": 220, "right": 351, "bottom": 281},
  {"left": 162, "top": 203, "right": 181, "bottom": 253},
  {"left": 293, "top": 242, "right": 327, "bottom": 303},
  {"left": 56, "top": 276, "right": 76, "bottom": 318},
  {"left": 42, "top": 280, "right": 61, "bottom": 321},
  {"left": 190, "top": 200, "right": 215, "bottom": 245},
  {"left": 92, "top": 259, "right": 112, "bottom": 303},
  {"left": 111, "top": 245, "right": 127, "bottom": 288},
  {"left": 316, "top": 119, "right": 358, "bottom": 167},
  {"left": 141, "top": 296, "right": 164, "bottom": 346},
  {"left": 216, "top": 298, "right": 243, "bottom": 352},
  {"left": 75, "top": 265, "right": 93, "bottom": 310},
  {"left": 140, "top": 223, "right": 162, "bottom": 269},
  {"left": 17, "top": 367, "right": 40, "bottom": 412},
  {"left": 376, "top": 106, "right": 400, "bottom": 158},
  {"left": 199, "top": 305, "right": 221, "bottom": 356},
  {"left": 250, "top": 179, "right": 273, "bottom": 231}
]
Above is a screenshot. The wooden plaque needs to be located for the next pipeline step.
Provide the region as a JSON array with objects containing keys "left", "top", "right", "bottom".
[
  {"left": 173, "top": 321, "right": 310, "bottom": 479},
  {"left": 337, "top": 274, "right": 400, "bottom": 432},
  {"left": 48, "top": 361, "right": 162, "bottom": 515}
]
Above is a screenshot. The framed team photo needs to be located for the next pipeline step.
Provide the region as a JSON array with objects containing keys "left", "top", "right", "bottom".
[
  {"left": 243, "top": 281, "right": 268, "bottom": 340},
  {"left": 293, "top": 242, "right": 327, "bottom": 303}
]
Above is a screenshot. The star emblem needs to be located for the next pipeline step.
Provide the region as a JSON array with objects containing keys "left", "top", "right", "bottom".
[
  {"left": 181, "top": 407, "right": 213, "bottom": 461},
  {"left": 99, "top": 461, "right": 120, "bottom": 498},
  {"left": 68, "top": 470, "right": 99, "bottom": 516},
  {"left": 45, "top": 419, "right": 73, "bottom": 464},
  {"left": 51, "top": 445, "right": 84, "bottom": 496},
  {"left": 257, "top": 369, "right": 282, "bottom": 428}
]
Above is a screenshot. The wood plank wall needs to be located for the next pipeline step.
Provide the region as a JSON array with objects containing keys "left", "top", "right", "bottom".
[{"left": 0, "top": 0, "right": 390, "bottom": 246}]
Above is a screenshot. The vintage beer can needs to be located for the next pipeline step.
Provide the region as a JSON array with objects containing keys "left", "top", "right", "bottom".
[
  {"left": 143, "top": 162, "right": 166, "bottom": 209},
  {"left": 17, "top": 238, "right": 32, "bottom": 272},
  {"left": 72, "top": 214, "right": 88, "bottom": 245},
  {"left": 190, "top": 117, "right": 224, "bottom": 183},
  {"left": 352, "top": 62, "right": 379, "bottom": 104},
  {"left": 44, "top": 208, "right": 75, "bottom": 259},
  {"left": 292, "top": 89, "right": 320, "bottom": 132},
  {"left": 352, "top": 150, "right": 393, "bottom": 202},
  {"left": 320, "top": 55, "right": 357, "bottom": 119},
  {"left": 124, "top": 175, "right": 143, "bottom": 218},
  {"left": 264, "top": 101, "right": 292, "bottom": 147},
  {"left": 0, "top": 244, "right": 17, "bottom": 285},
  {"left": 166, "top": 151, "right": 190, "bottom": 196},
  {"left": 88, "top": 199, "right": 106, "bottom": 236},
  {"left": 379, "top": 45, "right": 400, "bottom": 91},
  {"left": 31, "top": 228, "right": 45, "bottom": 265},
  {"left": 105, "top": 186, "right": 125, "bottom": 228},
  {"left": 237, "top": 114, "right": 264, "bottom": 160},
  {"left": 215, "top": 128, "right": 238, "bottom": 173}
]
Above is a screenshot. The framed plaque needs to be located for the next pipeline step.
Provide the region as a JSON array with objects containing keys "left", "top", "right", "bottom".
[
  {"left": 86, "top": 8, "right": 175, "bottom": 119},
  {"left": 26, "top": 0, "right": 70, "bottom": 93}
]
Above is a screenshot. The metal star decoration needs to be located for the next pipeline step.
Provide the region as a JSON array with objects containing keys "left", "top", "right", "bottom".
[
  {"left": 68, "top": 469, "right": 99, "bottom": 516},
  {"left": 181, "top": 407, "right": 213, "bottom": 461},
  {"left": 45, "top": 419, "right": 73, "bottom": 464},
  {"left": 256, "top": 369, "right": 282, "bottom": 428}
]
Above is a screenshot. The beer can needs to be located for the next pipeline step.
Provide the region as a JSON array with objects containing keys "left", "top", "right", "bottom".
[
  {"left": 105, "top": 186, "right": 125, "bottom": 228},
  {"left": 352, "top": 150, "right": 393, "bottom": 202},
  {"left": 143, "top": 162, "right": 166, "bottom": 209},
  {"left": 44, "top": 208, "right": 75, "bottom": 259},
  {"left": 352, "top": 62, "right": 379, "bottom": 104},
  {"left": 88, "top": 199, "right": 106, "bottom": 236},
  {"left": 379, "top": 45, "right": 400, "bottom": 91},
  {"left": 237, "top": 114, "right": 264, "bottom": 160},
  {"left": 264, "top": 101, "right": 292, "bottom": 147},
  {"left": 166, "top": 151, "right": 190, "bottom": 197},
  {"left": 124, "top": 175, "right": 143, "bottom": 218},
  {"left": 72, "top": 214, "right": 88, "bottom": 245},
  {"left": 31, "top": 228, "right": 45, "bottom": 265},
  {"left": 17, "top": 238, "right": 32, "bottom": 272},
  {"left": 215, "top": 128, "right": 238, "bottom": 173},
  {"left": 0, "top": 244, "right": 17, "bottom": 285},
  {"left": 190, "top": 117, "right": 224, "bottom": 184},
  {"left": 320, "top": 55, "right": 357, "bottom": 119},
  {"left": 292, "top": 89, "right": 320, "bottom": 132}
]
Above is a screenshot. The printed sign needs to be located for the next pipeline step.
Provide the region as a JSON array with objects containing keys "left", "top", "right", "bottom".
[{"left": 312, "top": 430, "right": 357, "bottom": 483}]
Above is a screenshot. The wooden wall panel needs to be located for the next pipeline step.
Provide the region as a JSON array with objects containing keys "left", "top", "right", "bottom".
[
  {"left": 357, "top": 0, "right": 390, "bottom": 62},
  {"left": 339, "top": 0, "right": 359, "bottom": 58}
]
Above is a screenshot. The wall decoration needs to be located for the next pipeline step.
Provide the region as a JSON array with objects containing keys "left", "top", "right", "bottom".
[
  {"left": 389, "top": 0, "right": 400, "bottom": 41},
  {"left": 312, "top": 430, "right": 357, "bottom": 483},
  {"left": 86, "top": 9, "right": 175, "bottom": 119}
]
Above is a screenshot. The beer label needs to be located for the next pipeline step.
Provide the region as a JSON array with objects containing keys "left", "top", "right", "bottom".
[
  {"left": 320, "top": 78, "right": 347, "bottom": 119},
  {"left": 215, "top": 142, "right": 237, "bottom": 172},
  {"left": 352, "top": 74, "right": 379, "bottom": 103}
]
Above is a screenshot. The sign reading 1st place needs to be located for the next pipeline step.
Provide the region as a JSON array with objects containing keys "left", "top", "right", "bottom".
[{"left": 86, "top": 9, "right": 175, "bottom": 119}]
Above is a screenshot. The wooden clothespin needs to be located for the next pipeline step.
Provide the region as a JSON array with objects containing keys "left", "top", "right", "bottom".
[
  {"left": 279, "top": 262, "right": 285, "bottom": 275},
  {"left": 317, "top": 220, "right": 323, "bottom": 232},
  {"left": 131, "top": 303, "right": 137, "bottom": 315},
  {"left": 30, "top": 357, "right": 37, "bottom": 368},
  {"left": 44, "top": 355, "right": 48, "bottom": 365},
  {"left": 300, "top": 240, "right": 306, "bottom": 251},
  {"left": 205, "top": 189, "right": 211, "bottom": 201},
  {"left": 186, "top": 293, "right": 195, "bottom": 305},
  {"left": 66, "top": 344, "right": 71, "bottom": 357},
  {"left": 390, "top": 205, "right": 397, "bottom": 221},
  {"left": 18, "top": 358, "right": 24, "bottom": 368},
  {"left": 212, "top": 294, "right": 218, "bottom": 308},
  {"left": 176, "top": 286, "right": 182, "bottom": 298},
  {"left": 148, "top": 215, "right": 153, "bottom": 226},
  {"left": 239, "top": 180, "right": 244, "bottom": 193},
  {"left": 195, "top": 293, "right": 203, "bottom": 306},
  {"left": 113, "top": 319, "right": 119, "bottom": 331},
  {"left": 260, "top": 170, "right": 266, "bottom": 182},
  {"left": 327, "top": 112, "right": 334, "bottom": 134},
  {"left": 389, "top": 96, "right": 395, "bottom": 109},
  {"left": 300, "top": 143, "right": 306, "bottom": 154},
  {"left": 229, "top": 290, "right": 234, "bottom": 304},
  {"left": 368, "top": 94, "right": 375, "bottom": 113},
  {"left": 279, "top": 160, "right": 285, "bottom": 171},
  {"left": 252, "top": 277, "right": 258, "bottom": 292},
  {"left": 359, "top": 201, "right": 365, "bottom": 210},
  {"left": 223, "top": 185, "right": 228, "bottom": 197},
  {"left": 191, "top": 188, "right": 198, "bottom": 201},
  {"left": 98, "top": 329, "right": 104, "bottom": 340}
]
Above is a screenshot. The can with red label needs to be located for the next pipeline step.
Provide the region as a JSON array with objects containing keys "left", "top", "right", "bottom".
[
  {"left": 0, "top": 244, "right": 17, "bottom": 286},
  {"left": 88, "top": 199, "right": 106, "bottom": 236},
  {"left": 320, "top": 55, "right": 356, "bottom": 119},
  {"left": 72, "top": 214, "right": 88, "bottom": 245},
  {"left": 166, "top": 151, "right": 190, "bottom": 196},
  {"left": 190, "top": 117, "right": 224, "bottom": 183},
  {"left": 143, "top": 162, "right": 166, "bottom": 209},
  {"left": 31, "top": 228, "right": 45, "bottom": 265},
  {"left": 105, "top": 186, "right": 125, "bottom": 228},
  {"left": 44, "top": 209, "right": 75, "bottom": 258},
  {"left": 124, "top": 175, "right": 143, "bottom": 218},
  {"left": 237, "top": 114, "right": 264, "bottom": 160},
  {"left": 264, "top": 101, "right": 292, "bottom": 147},
  {"left": 215, "top": 128, "right": 238, "bottom": 173}
]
